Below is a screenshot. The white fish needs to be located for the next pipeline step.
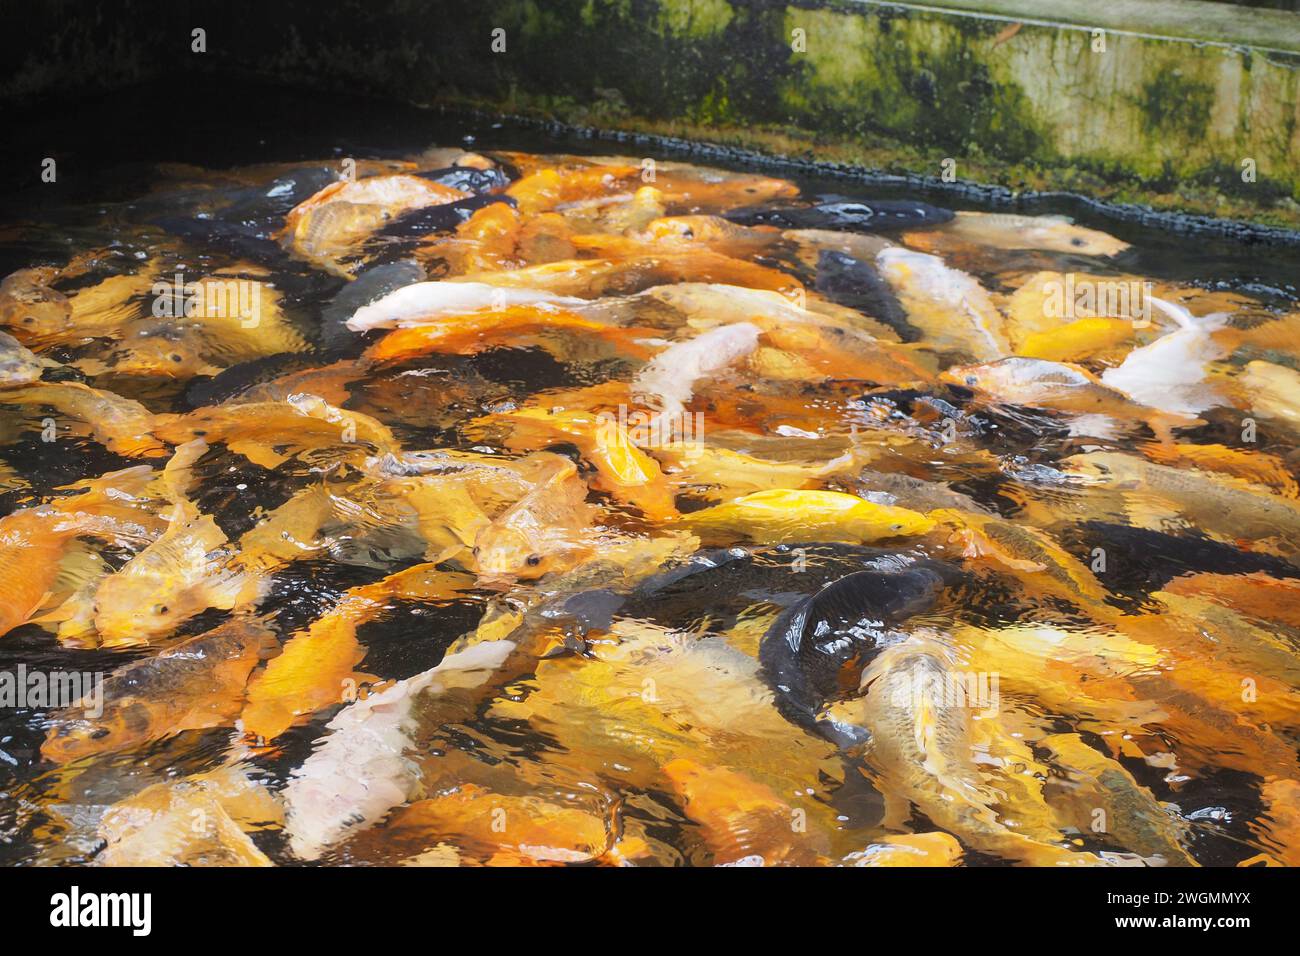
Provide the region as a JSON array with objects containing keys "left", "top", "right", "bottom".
[
  {"left": 282, "top": 640, "right": 516, "bottom": 860},
  {"left": 632, "top": 322, "right": 761, "bottom": 419},
  {"left": 1101, "top": 298, "right": 1229, "bottom": 416},
  {"left": 346, "top": 282, "right": 587, "bottom": 331}
]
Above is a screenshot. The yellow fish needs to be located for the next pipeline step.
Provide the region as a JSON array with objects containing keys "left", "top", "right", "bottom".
[{"left": 684, "top": 489, "right": 934, "bottom": 545}]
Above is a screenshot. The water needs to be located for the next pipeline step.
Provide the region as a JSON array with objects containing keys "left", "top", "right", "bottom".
[{"left": 0, "top": 81, "right": 1297, "bottom": 867}]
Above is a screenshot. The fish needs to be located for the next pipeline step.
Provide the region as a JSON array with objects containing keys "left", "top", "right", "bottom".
[
  {"left": 499, "top": 405, "right": 679, "bottom": 520},
  {"left": 653, "top": 443, "right": 864, "bottom": 498},
  {"left": 471, "top": 454, "right": 600, "bottom": 582},
  {"left": 833, "top": 636, "right": 1117, "bottom": 866},
  {"left": 345, "top": 281, "right": 587, "bottom": 331},
  {"left": 1040, "top": 732, "right": 1197, "bottom": 866},
  {"left": 1240, "top": 359, "right": 1300, "bottom": 427},
  {"left": 0, "top": 268, "right": 72, "bottom": 338},
  {"left": 663, "top": 759, "right": 830, "bottom": 866},
  {"left": 154, "top": 393, "right": 399, "bottom": 469},
  {"left": 0, "top": 381, "right": 167, "bottom": 456},
  {"left": 1017, "top": 316, "right": 1137, "bottom": 363},
  {"left": 876, "top": 247, "right": 1012, "bottom": 360},
  {"left": 383, "top": 784, "right": 617, "bottom": 866},
  {"left": 631, "top": 322, "right": 761, "bottom": 421},
  {"left": 240, "top": 565, "right": 476, "bottom": 742},
  {"left": 96, "top": 764, "right": 280, "bottom": 867},
  {"left": 361, "top": 304, "right": 645, "bottom": 364},
  {"left": 911, "top": 211, "right": 1130, "bottom": 257},
  {"left": 761, "top": 566, "right": 947, "bottom": 732},
  {"left": 0, "top": 465, "right": 161, "bottom": 639},
  {"left": 1062, "top": 451, "right": 1300, "bottom": 550},
  {"left": 1163, "top": 571, "right": 1300, "bottom": 630},
  {"left": 942, "top": 356, "right": 1192, "bottom": 440},
  {"left": 729, "top": 197, "right": 953, "bottom": 233},
  {"left": 841, "top": 832, "right": 964, "bottom": 867},
  {"left": 1139, "top": 440, "right": 1299, "bottom": 498},
  {"left": 320, "top": 259, "right": 425, "bottom": 347},
  {"left": 282, "top": 639, "right": 517, "bottom": 860},
  {"left": 42, "top": 616, "right": 278, "bottom": 763},
  {"left": 928, "top": 508, "right": 1111, "bottom": 612},
  {"left": 0, "top": 329, "right": 57, "bottom": 384},
  {"left": 684, "top": 489, "right": 936, "bottom": 546},
  {"left": 1100, "top": 299, "right": 1231, "bottom": 416},
  {"left": 813, "top": 249, "right": 912, "bottom": 339},
  {"left": 280, "top": 174, "right": 467, "bottom": 274},
  {"left": 91, "top": 440, "right": 261, "bottom": 644}
]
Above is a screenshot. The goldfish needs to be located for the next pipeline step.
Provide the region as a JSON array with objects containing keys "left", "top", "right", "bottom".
[
  {"left": 1163, "top": 571, "right": 1300, "bottom": 629},
  {"left": 841, "top": 832, "right": 964, "bottom": 867},
  {"left": 1139, "top": 440, "right": 1299, "bottom": 497},
  {"left": 942, "top": 357, "right": 1192, "bottom": 440},
  {"left": 1017, "top": 316, "right": 1137, "bottom": 362},
  {"left": 361, "top": 305, "right": 644, "bottom": 363},
  {"left": 42, "top": 616, "right": 278, "bottom": 763},
  {"left": 505, "top": 163, "right": 642, "bottom": 215},
  {"left": 0, "top": 381, "right": 167, "bottom": 456},
  {"left": 876, "top": 248, "right": 1012, "bottom": 360},
  {"left": 1240, "top": 359, "right": 1300, "bottom": 427},
  {"left": 91, "top": 440, "right": 260, "bottom": 644},
  {"left": 684, "top": 489, "right": 935, "bottom": 545},
  {"left": 654, "top": 443, "right": 863, "bottom": 498},
  {"left": 346, "top": 280, "right": 587, "bottom": 331},
  {"left": 831, "top": 636, "right": 1116, "bottom": 866},
  {"left": 154, "top": 393, "right": 399, "bottom": 469},
  {"left": 0, "top": 329, "right": 56, "bottom": 384},
  {"left": 1063, "top": 451, "right": 1300, "bottom": 551},
  {"left": 663, "top": 759, "right": 830, "bottom": 866},
  {"left": 1040, "top": 732, "right": 1197, "bottom": 866},
  {"left": 912, "top": 212, "right": 1129, "bottom": 257},
  {"left": 499, "top": 405, "right": 678, "bottom": 520},
  {"left": 929, "top": 508, "right": 1110, "bottom": 611},
  {"left": 385, "top": 785, "right": 616, "bottom": 866},
  {"left": 281, "top": 174, "right": 467, "bottom": 274},
  {"left": 0, "top": 267, "right": 72, "bottom": 337},
  {"left": 241, "top": 565, "right": 476, "bottom": 742},
  {"left": 0, "top": 465, "right": 160, "bottom": 639},
  {"left": 471, "top": 455, "right": 600, "bottom": 582},
  {"left": 96, "top": 764, "right": 280, "bottom": 867}
]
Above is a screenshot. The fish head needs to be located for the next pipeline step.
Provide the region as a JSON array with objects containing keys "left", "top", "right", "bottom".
[
  {"left": 1059, "top": 452, "right": 1141, "bottom": 488},
  {"left": 0, "top": 280, "right": 73, "bottom": 337},
  {"left": 106, "top": 331, "right": 218, "bottom": 378},
  {"left": 1026, "top": 217, "right": 1130, "bottom": 257},
  {"left": 940, "top": 360, "right": 995, "bottom": 392},
  {"left": 42, "top": 701, "right": 151, "bottom": 764},
  {"left": 92, "top": 569, "right": 209, "bottom": 643},
  {"left": 472, "top": 518, "right": 595, "bottom": 584}
]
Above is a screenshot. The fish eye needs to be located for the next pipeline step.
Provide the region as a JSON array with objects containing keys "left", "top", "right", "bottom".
[
  {"left": 526, "top": 554, "right": 542, "bottom": 567},
  {"left": 471, "top": 546, "right": 480, "bottom": 555},
  {"left": 153, "top": 604, "right": 168, "bottom": 615},
  {"left": 964, "top": 375, "right": 977, "bottom": 386},
  {"left": 170, "top": 353, "right": 183, "bottom": 363},
  {"left": 1071, "top": 237, "right": 1086, "bottom": 247},
  {"left": 21, "top": 316, "right": 34, "bottom": 325},
  {"left": 90, "top": 728, "right": 111, "bottom": 740}
]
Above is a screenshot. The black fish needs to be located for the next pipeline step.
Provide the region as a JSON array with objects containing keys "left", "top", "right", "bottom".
[
  {"left": 814, "top": 250, "right": 913, "bottom": 338},
  {"left": 183, "top": 351, "right": 344, "bottom": 408},
  {"left": 373, "top": 194, "right": 515, "bottom": 239},
  {"left": 760, "top": 565, "right": 946, "bottom": 733},
  {"left": 727, "top": 196, "right": 953, "bottom": 232},
  {"left": 416, "top": 166, "right": 510, "bottom": 194},
  {"left": 319, "top": 259, "right": 426, "bottom": 348}
]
